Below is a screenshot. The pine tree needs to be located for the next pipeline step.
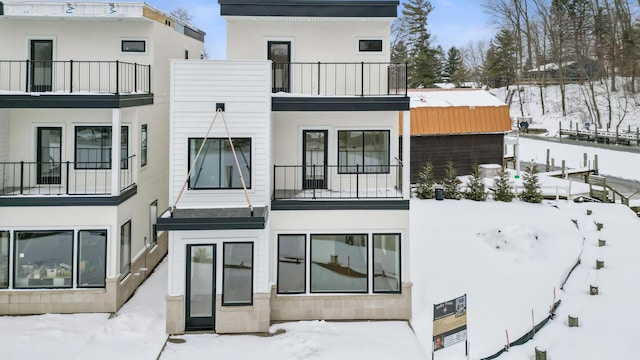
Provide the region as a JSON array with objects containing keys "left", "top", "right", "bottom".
[
  {"left": 443, "top": 161, "right": 461, "bottom": 200},
  {"left": 494, "top": 166, "right": 515, "bottom": 202},
  {"left": 399, "top": 0, "right": 438, "bottom": 88},
  {"left": 464, "top": 163, "right": 486, "bottom": 201},
  {"left": 519, "top": 164, "right": 544, "bottom": 203},
  {"left": 416, "top": 161, "right": 436, "bottom": 199}
]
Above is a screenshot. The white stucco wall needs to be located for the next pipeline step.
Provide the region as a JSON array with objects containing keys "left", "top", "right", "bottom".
[{"left": 226, "top": 18, "right": 392, "bottom": 63}]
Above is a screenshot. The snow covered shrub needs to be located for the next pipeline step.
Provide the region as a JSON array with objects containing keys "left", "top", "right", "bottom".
[
  {"left": 494, "top": 166, "right": 515, "bottom": 202},
  {"left": 464, "top": 163, "right": 486, "bottom": 201},
  {"left": 443, "top": 160, "right": 462, "bottom": 200},
  {"left": 416, "top": 161, "right": 436, "bottom": 199},
  {"left": 519, "top": 163, "right": 543, "bottom": 203}
]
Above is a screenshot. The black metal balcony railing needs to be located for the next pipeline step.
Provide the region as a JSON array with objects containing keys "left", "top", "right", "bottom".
[
  {"left": 0, "top": 156, "right": 135, "bottom": 196},
  {"left": 273, "top": 164, "right": 403, "bottom": 200},
  {"left": 271, "top": 62, "right": 407, "bottom": 97},
  {"left": 0, "top": 60, "right": 151, "bottom": 94}
]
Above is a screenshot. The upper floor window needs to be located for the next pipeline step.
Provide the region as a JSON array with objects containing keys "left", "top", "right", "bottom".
[
  {"left": 140, "top": 124, "right": 148, "bottom": 168},
  {"left": 359, "top": 39, "right": 383, "bottom": 53},
  {"left": 188, "top": 138, "right": 251, "bottom": 189},
  {"left": 338, "top": 130, "right": 390, "bottom": 174},
  {"left": 121, "top": 40, "right": 146, "bottom": 53},
  {"left": 75, "top": 126, "right": 129, "bottom": 170}
]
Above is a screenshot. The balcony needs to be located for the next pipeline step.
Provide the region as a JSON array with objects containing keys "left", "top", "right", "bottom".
[
  {"left": 271, "top": 62, "right": 409, "bottom": 112},
  {"left": 0, "top": 60, "right": 153, "bottom": 108},
  {"left": 0, "top": 156, "right": 136, "bottom": 206},
  {"left": 272, "top": 163, "right": 408, "bottom": 210}
]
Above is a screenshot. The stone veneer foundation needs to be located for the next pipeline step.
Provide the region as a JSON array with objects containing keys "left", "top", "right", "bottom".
[{"left": 0, "top": 232, "right": 168, "bottom": 315}]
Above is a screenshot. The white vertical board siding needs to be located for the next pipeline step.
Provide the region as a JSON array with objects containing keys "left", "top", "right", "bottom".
[
  {"left": 168, "top": 229, "right": 269, "bottom": 296},
  {"left": 0, "top": 111, "right": 8, "bottom": 162},
  {"left": 170, "top": 60, "right": 272, "bottom": 208}
]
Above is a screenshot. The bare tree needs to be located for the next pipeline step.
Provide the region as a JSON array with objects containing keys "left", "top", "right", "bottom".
[
  {"left": 170, "top": 7, "right": 193, "bottom": 23},
  {"left": 462, "top": 40, "right": 490, "bottom": 88}
]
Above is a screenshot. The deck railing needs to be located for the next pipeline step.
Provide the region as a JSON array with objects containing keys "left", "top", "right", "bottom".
[
  {"left": 271, "top": 62, "right": 407, "bottom": 97},
  {"left": 0, "top": 155, "right": 135, "bottom": 196},
  {"left": 273, "top": 164, "right": 403, "bottom": 200},
  {"left": 0, "top": 60, "right": 151, "bottom": 94}
]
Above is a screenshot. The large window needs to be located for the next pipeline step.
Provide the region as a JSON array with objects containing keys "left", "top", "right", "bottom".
[
  {"left": 14, "top": 231, "right": 73, "bottom": 289},
  {"left": 222, "top": 242, "right": 253, "bottom": 305},
  {"left": 310, "top": 234, "right": 368, "bottom": 293},
  {"left": 188, "top": 138, "right": 251, "bottom": 189},
  {"left": 120, "top": 221, "right": 131, "bottom": 277},
  {"left": 338, "top": 130, "right": 389, "bottom": 174},
  {"left": 78, "top": 230, "right": 107, "bottom": 288},
  {"left": 373, "top": 234, "right": 401, "bottom": 293},
  {"left": 140, "top": 124, "right": 148, "bottom": 167},
  {"left": 277, "top": 235, "right": 306, "bottom": 294},
  {"left": 75, "top": 126, "right": 128, "bottom": 169},
  {"left": 0, "top": 231, "right": 8, "bottom": 288}
]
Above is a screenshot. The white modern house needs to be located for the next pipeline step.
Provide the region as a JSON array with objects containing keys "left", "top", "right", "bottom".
[
  {"left": 0, "top": 1, "right": 204, "bottom": 314},
  {"left": 158, "top": 0, "right": 412, "bottom": 334}
]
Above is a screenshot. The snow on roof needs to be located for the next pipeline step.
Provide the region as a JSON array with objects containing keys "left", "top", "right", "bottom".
[{"left": 409, "top": 88, "right": 506, "bottom": 108}]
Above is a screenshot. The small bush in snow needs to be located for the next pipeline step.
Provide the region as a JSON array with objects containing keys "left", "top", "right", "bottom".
[
  {"left": 519, "top": 163, "right": 544, "bottom": 203},
  {"left": 443, "top": 160, "right": 462, "bottom": 200},
  {"left": 494, "top": 166, "right": 515, "bottom": 202},
  {"left": 416, "top": 161, "right": 436, "bottom": 199},
  {"left": 464, "top": 163, "right": 486, "bottom": 201}
]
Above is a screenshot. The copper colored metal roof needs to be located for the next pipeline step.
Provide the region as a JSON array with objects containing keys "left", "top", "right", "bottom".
[{"left": 401, "top": 106, "right": 512, "bottom": 136}]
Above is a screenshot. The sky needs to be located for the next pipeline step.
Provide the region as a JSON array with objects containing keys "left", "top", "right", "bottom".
[{"left": 119, "top": 0, "right": 495, "bottom": 60}]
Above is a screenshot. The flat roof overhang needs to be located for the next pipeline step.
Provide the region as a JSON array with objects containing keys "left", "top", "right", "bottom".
[
  {"left": 219, "top": 0, "right": 399, "bottom": 17},
  {"left": 0, "top": 93, "right": 154, "bottom": 108},
  {"left": 157, "top": 206, "right": 268, "bottom": 231}
]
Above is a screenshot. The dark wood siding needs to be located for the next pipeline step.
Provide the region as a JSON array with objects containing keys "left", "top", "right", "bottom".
[{"left": 403, "top": 134, "right": 505, "bottom": 183}]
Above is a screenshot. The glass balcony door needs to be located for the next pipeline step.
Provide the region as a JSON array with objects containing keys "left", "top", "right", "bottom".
[
  {"left": 303, "top": 130, "right": 327, "bottom": 190},
  {"left": 30, "top": 40, "right": 53, "bottom": 92},
  {"left": 36, "top": 127, "right": 62, "bottom": 185},
  {"left": 268, "top": 41, "right": 290, "bottom": 93}
]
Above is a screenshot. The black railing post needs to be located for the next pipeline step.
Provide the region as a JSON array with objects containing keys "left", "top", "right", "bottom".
[
  {"left": 312, "top": 164, "right": 316, "bottom": 199},
  {"left": 69, "top": 60, "right": 74, "bottom": 93},
  {"left": 25, "top": 60, "right": 30, "bottom": 92},
  {"left": 115, "top": 60, "right": 120, "bottom": 94},
  {"left": 19, "top": 161, "right": 24, "bottom": 195},
  {"left": 356, "top": 164, "right": 360, "bottom": 198},
  {"left": 147, "top": 65, "right": 151, "bottom": 93},
  {"left": 134, "top": 63, "right": 138, "bottom": 93},
  {"left": 65, "top": 161, "right": 70, "bottom": 195},
  {"left": 273, "top": 165, "right": 276, "bottom": 200},
  {"left": 360, "top": 62, "right": 364, "bottom": 97},
  {"left": 404, "top": 62, "right": 408, "bottom": 96},
  {"left": 317, "top": 62, "right": 321, "bottom": 95}
]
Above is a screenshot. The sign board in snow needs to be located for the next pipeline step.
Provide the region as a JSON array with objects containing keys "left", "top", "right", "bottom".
[{"left": 432, "top": 294, "right": 467, "bottom": 351}]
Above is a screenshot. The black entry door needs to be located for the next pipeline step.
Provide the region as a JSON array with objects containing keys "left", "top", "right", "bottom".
[
  {"left": 303, "top": 130, "right": 327, "bottom": 190},
  {"left": 30, "top": 40, "right": 53, "bottom": 92},
  {"left": 268, "top": 41, "right": 290, "bottom": 93},
  {"left": 37, "top": 127, "right": 62, "bottom": 185},
  {"left": 185, "top": 244, "right": 216, "bottom": 331}
]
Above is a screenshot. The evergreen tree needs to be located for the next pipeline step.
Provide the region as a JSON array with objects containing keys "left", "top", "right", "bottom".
[
  {"left": 416, "top": 161, "right": 436, "bottom": 199},
  {"left": 444, "top": 46, "right": 463, "bottom": 83},
  {"left": 519, "top": 164, "right": 544, "bottom": 203},
  {"left": 391, "top": 39, "right": 409, "bottom": 64},
  {"left": 442, "top": 161, "right": 462, "bottom": 200},
  {"left": 494, "top": 166, "right": 515, "bottom": 202},
  {"left": 399, "top": 0, "right": 438, "bottom": 88},
  {"left": 484, "top": 28, "right": 517, "bottom": 88},
  {"left": 464, "top": 163, "right": 486, "bottom": 201}
]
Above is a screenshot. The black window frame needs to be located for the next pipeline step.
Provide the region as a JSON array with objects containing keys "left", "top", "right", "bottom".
[
  {"left": 337, "top": 130, "right": 390, "bottom": 174},
  {"left": 121, "top": 40, "right": 146, "bottom": 53},
  {"left": 188, "top": 137, "right": 252, "bottom": 190},
  {"left": 74, "top": 125, "right": 129, "bottom": 170},
  {"left": 140, "top": 124, "right": 148, "bottom": 168},
  {"left": 359, "top": 39, "right": 383, "bottom": 52},
  {"left": 310, "top": 233, "right": 369, "bottom": 294},
  {"left": 222, "top": 242, "right": 254, "bottom": 306},
  {"left": 277, "top": 234, "right": 306, "bottom": 294},
  {"left": 13, "top": 230, "right": 74, "bottom": 289},
  {"left": 77, "top": 229, "right": 108, "bottom": 288},
  {"left": 372, "top": 233, "right": 401, "bottom": 294},
  {"left": 0, "top": 231, "right": 8, "bottom": 289},
  {"left": 120, "top": 220, "right": 131, "bottom": 277}
]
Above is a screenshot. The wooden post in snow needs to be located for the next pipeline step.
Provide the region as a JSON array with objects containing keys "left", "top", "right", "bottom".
[
  {"left": 568, "top": 315, "right": 579, "bottom": 327},
  {"left": 535, "top": 347, "right": 547, "bottom": 360},
  {"left": 546, "top": 149, "right": 550, "bottom": 172}
]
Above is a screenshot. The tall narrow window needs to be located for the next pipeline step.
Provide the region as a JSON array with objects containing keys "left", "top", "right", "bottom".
[
  {"left": 140, "top": 124, "right": 148, "bottom": 167},
  {"left": 149, "top": 200, "right": 158, "bottom": 247},
  {"left": 373, "top": 234, "right": 401, "bottom": 293},
  {"left": 75, "top": 126, "right": 129, "bottom": 169},
  {"left": 14, "top": 230, "right": 73, "bottom": 289},
  {"left": 120, "top": 221, "right": 131, "bottom": 277},
  {"left": 188, "top": 138, "right": 251, "bottom": 189},
  {"left": 310, "top": 234, "right": 368, "bottom": 293},
  {"left": 338, "top": 130, "right": 389, "bottom": 174},
  {"left": 0, "top": 231, "right": 8, "bottom": 289},
  {"left": 222, "top": 242, "right": 253, "bottom": 305},
  {"left": 277, "top": 234, "right": 306, "bottom": 294},
  {"left": 78, "top": 230, "right": 107, "bottom": 288}
]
